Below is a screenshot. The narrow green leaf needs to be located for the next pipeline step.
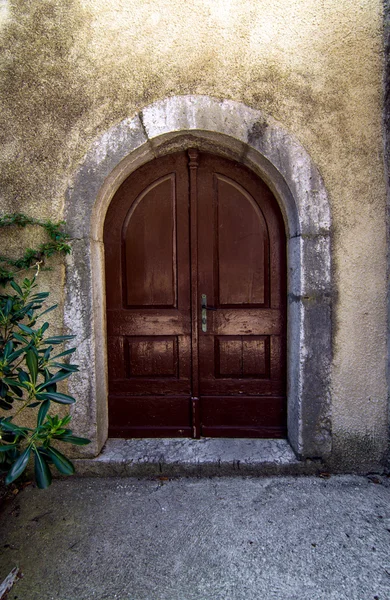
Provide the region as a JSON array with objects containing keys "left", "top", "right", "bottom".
[
  {"left": 51, "top": 348, "right": 76, "bottom": 359},
  {"left": 2, "top": 377, "right": 21, "bottom": 387},
  {"left": 40, "top": 392, "right": 76, "bottom": 404},
  {"left": 3, "top": 340, "right": 13, "bottom": 357},
  {"left": 35, "top": 392, "right": 51, "bottom": 401},
  {"left": 0, "top": 444, "right": 17, "bottom": 452},
  {"left": 42, "top": 335, "right": 75, "bottom": 345},
  {"left": 37, "top": 304, "right": 57, "bottom": 319},
  {"left": 4, "top": 298, "right": 13, "bottom": 317},
  {"left": 18, "top": 323, "right": 34, "bottom": 334},
  {"left": 49, "top": 363, "right": 79, "bottom": 372},
  {"left": 37, "top": 448, "right": 53, "bottom": 464},
  {"left": 40, "top": 322, "right": 50, "bottom": 334},
  {"left": 0, "top": 400, "right": 13, "bottom": 410},
  {"left": 44, "top": 446, "right": 75, "bottom": 475},
  {"left": 5, "top": 446, "right": 31, "bottom": 484},
  {"left": 37, "top": 399, "right": 50, "bottom": 426},
  {"left": 0, "top": 420, "right": 29, "bottom": 435},
  {"left": 12, "top": 332, "right": 28, "bottom": 343},
  {"left": 8, "top": 384, "right": 23, "bottom": 398},
  {"left": 36, "top": 369, "right": 72, "bottom": 391},
  {"left": 10, "top": 280, "right": 23, "bottom": 296},
  {"left": 0, "top": 381, "right": 7, "bottom": 398},
  {"left": 43, "top": 368, "right": 53, "bottom": 381},
  {"left": 57, "top": 427, "right": 71, "bottom": 435},
  {"left": 26, "top": 349, "right": 38, "bottom": 384},
  {"left": 33, "top": 448, "right": 52, "bottom": 489},
  {"left": 51, "top": 428, "right": 66, "bottom": 435},
  {"left": 7, "top": 348, "right": 26, "bottom": 362},
  {"left": 57, "top": 435, "right": 91, "bottom": 446},
  {"left": 42, "top": 346, "right": 52, "bottom": 361},
  {"left": 18, "top": 370, "right": 30, "bottom": 384},
  {"left": 19, "top": 300, "right": 35, "bottom": 312}
]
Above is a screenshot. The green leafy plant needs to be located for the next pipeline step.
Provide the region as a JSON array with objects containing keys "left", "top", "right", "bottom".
[
  {"left": 0, "top": 277, "right": 90, "bottom": 488},
  {"left": 0, "top": 213, "right": 71, "bottom": 286},
  {"left": 0, "top": 214, "right": 89, "bottom": 489}
]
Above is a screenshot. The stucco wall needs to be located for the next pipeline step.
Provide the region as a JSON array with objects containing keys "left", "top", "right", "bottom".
[{"left": 0, "top": 0, "right": 387, "bottom": 470}]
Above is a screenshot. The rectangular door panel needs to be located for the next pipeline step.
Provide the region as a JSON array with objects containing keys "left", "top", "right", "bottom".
[
  {"left": 126, "top": 336, "right": 179, "bottom": 378},
  {"left": 216, "top": 336, "right": 270, "bottom": 378},
  {"left": 216, "top": 174, "right": 269, "bottom": 307},
  {"left": 109, "top": 395, "right": 192, "bottom": 438},
  {"left": 107, "top": 310, "right": 191, "bottom": 336},
  {"left": 199, "top": 379, "right": 285, "bottom": 396},
  {"left": 108, "top": 334, "right": 191, "bottom": 396},
  {"left": 212, "top": 309, "right": 282, "bottom": 335},
  {"left": 201, "top": 396, "right": 287, "bottom": 438},
  {"left": 123, "top": 174, "right": 177, "bottom": 307}
]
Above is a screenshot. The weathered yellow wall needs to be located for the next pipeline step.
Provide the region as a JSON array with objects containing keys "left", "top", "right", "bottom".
[{"left": 0, "top": 0, "right": 387, "bottom": 467}]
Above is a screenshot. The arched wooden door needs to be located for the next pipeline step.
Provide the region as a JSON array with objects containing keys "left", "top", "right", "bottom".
[{"left": 104, "top": 150, "right": 287, "bottom": 438}]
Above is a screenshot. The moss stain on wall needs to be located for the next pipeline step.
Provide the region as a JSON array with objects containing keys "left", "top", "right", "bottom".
[
  {"left": 0, "top": 0, "right": 94, "bottom": 215},
  {"left": 0, "top": 1, "right": 384, "bottom": 217},
  {"left": 0, "top": 2, "right": 383, "bottom": 198}
]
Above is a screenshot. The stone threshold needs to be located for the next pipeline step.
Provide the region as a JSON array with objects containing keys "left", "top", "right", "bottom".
[{"left": 73, "top": 438, "right": 324, "bottom": 478}]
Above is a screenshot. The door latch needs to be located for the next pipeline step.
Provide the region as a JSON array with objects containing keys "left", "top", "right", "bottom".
[{"left": 201, "top": 294, "right": 217, "bottom": 332}]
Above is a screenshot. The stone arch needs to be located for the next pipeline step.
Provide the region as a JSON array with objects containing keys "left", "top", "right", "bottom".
[{"left": 65, "top": 95, "right": 332, "bottom": 459}]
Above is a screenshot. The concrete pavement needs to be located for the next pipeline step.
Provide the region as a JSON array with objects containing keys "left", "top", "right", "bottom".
[{"left": 1, "top": 474, "right": 390, "bottom": 599}]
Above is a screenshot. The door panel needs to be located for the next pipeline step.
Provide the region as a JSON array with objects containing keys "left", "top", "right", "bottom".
[
  {"left": 104, "top": 150, "right": 287, "bottom": 438},
  {"left": 200, "top": 396, "right": 286, "bottom": 437},
  {"left": 109, "top": 396, "right": 192, "bottom": 439},
  {"left": 122, "top": 175, "right": 177, "bottom": 308},
  {"left": 104, "top": 153, "right": 192, "bottom": 437},
  {"left": 216, "top": 175, "right": 269, "bottom": 306},
  {"left": 196, "top": 153, "right": 286, "bottom": 436},
  {"left": 216, "top": 336, "right": 270, "bottom": 378}
]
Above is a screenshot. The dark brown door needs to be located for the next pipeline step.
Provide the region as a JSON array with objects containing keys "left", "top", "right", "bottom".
[{"left": 104, "top": 150, "right": 286, "bottom": 438}]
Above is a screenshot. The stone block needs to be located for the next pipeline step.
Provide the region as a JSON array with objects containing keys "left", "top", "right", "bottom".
[
  {"left": 249, "top": 126, "right": 331, "bottom": 236},
  {"left": 65, "top": 239, "right": 105, "bottom": 456},
  {"left": 66, "top": 115, "right": 149, "bottom": 239},
  {"left": 288, "top": 235, "right": 332, "bottom": 297},
  {"left": 300, "top": 297, "right": 332, "bottom": 457},
  {"left": 142, "top": 96, "right": 259, "bottom": 145}
]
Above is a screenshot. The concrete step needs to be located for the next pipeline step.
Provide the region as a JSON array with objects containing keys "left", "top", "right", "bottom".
[{"left": 73, "top": 438, "right": 324, "bottom": 477}]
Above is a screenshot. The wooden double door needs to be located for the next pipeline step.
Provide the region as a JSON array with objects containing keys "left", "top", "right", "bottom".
[{"left": 104, "top": 150, "right": 287, "bottom": 438}]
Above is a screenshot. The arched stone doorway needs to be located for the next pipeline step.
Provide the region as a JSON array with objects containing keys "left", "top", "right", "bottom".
[{"left": 65, "top": 96, "right": 332, "bottom": 460}]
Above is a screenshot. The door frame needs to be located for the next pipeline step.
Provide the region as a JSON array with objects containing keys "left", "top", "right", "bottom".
[{"left": 64, "top": 96, "right": 332, "bottom": 460}]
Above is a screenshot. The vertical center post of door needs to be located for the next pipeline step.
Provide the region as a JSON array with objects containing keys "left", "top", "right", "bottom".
[{"left": 188, "top": 148, "right": 201, "bottom": 438}]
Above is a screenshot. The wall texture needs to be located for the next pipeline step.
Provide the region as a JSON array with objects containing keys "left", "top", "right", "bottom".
[
  {"left": 0, "top": 0, "right": 387, "bottom": 470},
  {"left": 384, "top": 0, "right": 390, "bottom": 472}
]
